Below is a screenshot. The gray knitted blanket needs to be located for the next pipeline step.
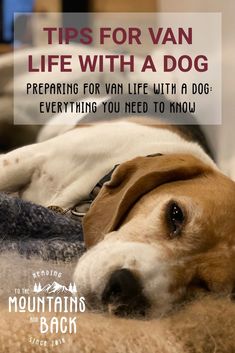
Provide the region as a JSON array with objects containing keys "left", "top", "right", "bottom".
[{"left": 0, "top": 193, "right": 85, "bottom": 262}]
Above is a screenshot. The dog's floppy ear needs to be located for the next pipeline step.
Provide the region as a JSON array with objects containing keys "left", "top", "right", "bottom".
[{"left": 83, "top": 154, "right": 212, "bottom": 247}]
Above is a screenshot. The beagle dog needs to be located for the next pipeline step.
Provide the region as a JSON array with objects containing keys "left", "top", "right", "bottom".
[{"left": 1, "top": 116, "right": 235, "bottom": 318}]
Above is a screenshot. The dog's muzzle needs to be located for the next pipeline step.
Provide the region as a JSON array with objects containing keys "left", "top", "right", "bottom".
[{"left": 101, "top": 268, "right": 150, "bottom": 317}]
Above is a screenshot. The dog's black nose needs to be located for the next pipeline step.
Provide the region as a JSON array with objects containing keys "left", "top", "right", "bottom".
[{"left": 101, "top": 268, "right": 149, "bottom": 316}]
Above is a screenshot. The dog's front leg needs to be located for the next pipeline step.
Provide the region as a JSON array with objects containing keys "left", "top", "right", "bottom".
[{"left": 0, "top": 143, "right": 46, "bottom": 193}]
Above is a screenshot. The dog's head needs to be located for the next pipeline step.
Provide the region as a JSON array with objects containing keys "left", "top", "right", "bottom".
[{"left": 74, "top": 154, "right": 235, "bottom": 317}]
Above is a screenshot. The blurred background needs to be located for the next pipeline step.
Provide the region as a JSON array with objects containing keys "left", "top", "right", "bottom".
[{"left": 0, "top": 0, "right": 234, "bottom": 177}]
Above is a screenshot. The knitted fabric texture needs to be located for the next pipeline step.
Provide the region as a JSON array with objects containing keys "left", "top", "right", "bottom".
[{"left": 0, "top": 193, "right": 85, "bottom": 261}]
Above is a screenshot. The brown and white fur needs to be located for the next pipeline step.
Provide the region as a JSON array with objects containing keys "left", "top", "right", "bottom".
[{"left": 1, "top": 118, "right": 235, "bottom": 317}]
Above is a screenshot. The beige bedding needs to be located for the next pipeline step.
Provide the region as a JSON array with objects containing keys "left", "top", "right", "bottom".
[
  {"left": 0, "top": 253, "right": 234, "bottom": 353},
  {"left": 1, "top": 296, "right": 234, "bottom": 353}
]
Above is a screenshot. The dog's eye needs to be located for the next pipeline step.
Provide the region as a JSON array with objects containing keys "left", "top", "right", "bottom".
[{"left": 166, "top": 201, "right": 185, "bottom": 238}]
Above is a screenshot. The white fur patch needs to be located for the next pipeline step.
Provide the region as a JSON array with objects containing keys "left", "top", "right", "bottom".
[{"left": 0, "top": 121, "right": 217, "bottom": 207}]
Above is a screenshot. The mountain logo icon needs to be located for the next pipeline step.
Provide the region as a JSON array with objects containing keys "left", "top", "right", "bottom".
[{"left": 33, "top": 281, "right": 77, "bottom": 294}]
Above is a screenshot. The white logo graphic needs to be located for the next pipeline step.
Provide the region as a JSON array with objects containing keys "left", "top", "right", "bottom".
[
  {"left": 8, "top": 269, "right": 86, "bottom": 347},
  {"left": 33, "top": 281, "right": 77, "bottom": 294}
]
